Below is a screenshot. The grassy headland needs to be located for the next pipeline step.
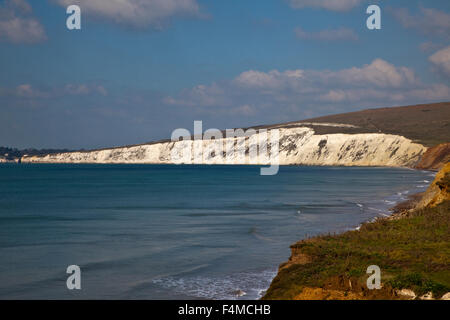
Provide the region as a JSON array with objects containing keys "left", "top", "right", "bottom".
[{"left": 263, "top": 164, "right": 450, "bottom": 300}]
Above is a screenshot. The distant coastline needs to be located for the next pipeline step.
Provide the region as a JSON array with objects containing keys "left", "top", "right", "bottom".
[{"left": 0, "top": 146, "right": 72, "bottom": 163}]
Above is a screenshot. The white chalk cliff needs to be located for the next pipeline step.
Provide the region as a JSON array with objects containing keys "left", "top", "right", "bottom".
[{"left": 22, "top": 126, "right": 426, "bottom": 167}]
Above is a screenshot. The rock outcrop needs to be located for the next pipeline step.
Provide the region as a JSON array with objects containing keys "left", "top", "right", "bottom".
[{"left": 416, "top": 162, "right": 450, "bottom": 209}]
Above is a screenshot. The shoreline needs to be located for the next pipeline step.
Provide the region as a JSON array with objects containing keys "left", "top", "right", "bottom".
[
  {"left": 0, "top": 162, "right": 444, "bottom": 299},
  {"left": 256, "top": 174, "right": 433, "bottom": 299},
  {"left": 2, "top": 161, "right": 436, "bottom": 171},
  {"left": 262, "top": 163, "right": 449, "bottom": 300}
]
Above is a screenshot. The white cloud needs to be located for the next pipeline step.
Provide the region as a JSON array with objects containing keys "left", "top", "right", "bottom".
[
  {"left": 288, "top": 0, "right": 363, "bottom": 12},
  {"left": 164, "top": 59, "right": 450, "bottom": 118},
  {"left": 229, "top": 104, "right": 256, "bottom": 116},
  {"left": 409, "top": 84, "right": 450, "bottom": 100},
  {"left": 419, "top": 41, "right": 444, "bottom": 53},
  {"left": 64, "top": 84, "right": 108, "bottom": 96},
  {"left": 318, "top": 88, "right": 406, "bottom": 103},
  {"left": 54, "top": 0, "right": 203, "bottom": 29},
  {"left": 0, "top": 0, "right": 46, "bottom": 44},
  {"left": 327, "top": 59, "right": 417, "bottom": 88},
  {"left": 0, "top": 83, "right": 108, "bottom": 99},
  {"left": 234, "top": 70, "right": 295, "bottom": 89},
  {"left": 234, "top": 59, "right": 417, "bottom": 90},
  {"left": 295, "top": 27, "right": 358, "bottom": 41},
  {"left": 9, "top": 0, "right": 32, "bottom": 13},
  {"left": 389, "top": 7, "right": 450, "bottom": 38},
  {"left": 15, "top": 84, "right": 49, "bottom": 98},
  {"left": 164, "top": 83, "right": 227, "bottom": 107},
  {"left": 429, "top": 46, "right": 450, "bottom": 78}
]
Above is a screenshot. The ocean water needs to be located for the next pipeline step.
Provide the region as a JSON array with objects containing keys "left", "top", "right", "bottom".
[{"left": 0, "top": 164, "right": 433, "bottom": 300}]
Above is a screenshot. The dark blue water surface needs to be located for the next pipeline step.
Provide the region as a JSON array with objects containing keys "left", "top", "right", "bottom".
[{"left": 0, "top": 164, "right": 433, "bottom": 299}]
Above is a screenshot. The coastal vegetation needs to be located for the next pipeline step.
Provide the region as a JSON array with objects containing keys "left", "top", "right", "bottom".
[
  {"left": 0, "top": 146, "right": 72, "bottom": 162},
  {"left": 263, "top": 164, "right": 450, "bottom": 300}
]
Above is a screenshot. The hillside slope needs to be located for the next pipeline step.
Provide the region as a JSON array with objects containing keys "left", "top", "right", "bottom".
[
  {"left": 294, "top": 102, "right": 450, "bottom": 147},
  {"left": 263, "top": 164, "right": 450, "bottom": 300}
]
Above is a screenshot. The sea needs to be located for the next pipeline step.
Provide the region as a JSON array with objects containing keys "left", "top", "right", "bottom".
[{"left": 0, "top": 164, "right": 434, "bottom": 299}]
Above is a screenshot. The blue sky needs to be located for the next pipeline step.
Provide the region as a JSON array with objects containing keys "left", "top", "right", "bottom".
[{"left": 1, "top": 0, "right": 449, "bottom": 149}]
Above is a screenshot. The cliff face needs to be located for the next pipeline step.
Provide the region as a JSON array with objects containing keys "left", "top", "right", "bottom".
[
  {"left": 415, "top": 143, "right": 450, "bottom": 171},
  {"left": 416, "top": 162, "right": 450, "bottom": 209},
  {"left": 22, "top": 127, "right": 426, "bottom": 167}
]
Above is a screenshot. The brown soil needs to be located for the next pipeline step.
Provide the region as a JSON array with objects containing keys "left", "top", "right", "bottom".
[
  {"left": 293, "top": 275, "right": 402, "bottom": 300},
  {"left": 415, "top": 143, "right": 450, "bottom": 170},
  {"left": 417, "top": 163, "right": 450, "bottom": 209}
]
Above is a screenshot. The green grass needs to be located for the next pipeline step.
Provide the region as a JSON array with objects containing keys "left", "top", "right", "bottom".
[{"left": 263, "top": 200, "right": 450, "bottom": 299}]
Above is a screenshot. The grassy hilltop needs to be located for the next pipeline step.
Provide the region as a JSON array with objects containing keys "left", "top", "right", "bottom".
[{"left": 259, "top": 102, "right": 450, "bottom": 147}]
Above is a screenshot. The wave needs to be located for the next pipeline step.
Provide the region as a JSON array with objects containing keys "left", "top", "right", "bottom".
[
  {"left": 248, "top": 227, "right": 274, "bottom": 242},
  {"left": 150, "top": 269, "right": 277, "bottom": 300}
]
